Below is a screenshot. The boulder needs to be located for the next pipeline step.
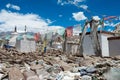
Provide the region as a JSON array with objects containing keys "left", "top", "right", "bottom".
[
  {"left": 86, "top": 66, "right": 96, "bottom": 73},
  {"left": 81, "top": 75, "right": 92, "bottom": 80},
  {"left": 30, "top": 64, "right": 43, "bottom": 71},
  {"left": 8, "top": 67, "right": 24, "bottom": 80},
  {"left": 36, "top": 69, "right": 50, "bottom": 80},
  {"left": 23, "top": 70, "right": 39, "bottom": 80}
]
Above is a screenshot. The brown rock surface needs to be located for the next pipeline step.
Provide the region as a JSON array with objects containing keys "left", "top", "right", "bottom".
[{"left": 9, "top": 67, "right": 24, "bottom": 80}]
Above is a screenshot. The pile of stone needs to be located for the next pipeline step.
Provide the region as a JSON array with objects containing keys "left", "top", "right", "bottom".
[{"left": 0, "top": 48, "right": 120, "bottom": 80}]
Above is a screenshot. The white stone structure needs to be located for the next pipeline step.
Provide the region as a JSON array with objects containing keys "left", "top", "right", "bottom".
[
  {"left": 9, "top": 32, "right": 18, "bottom": 47},
  {"left": 108, "top": 36, "right": 120, "bottom": 56},
  {"left": 82, "top": 31, "right": 114, "bottom": 57},
  {"left": 16, "top": 35, "right": 36, "bottom": 53}
]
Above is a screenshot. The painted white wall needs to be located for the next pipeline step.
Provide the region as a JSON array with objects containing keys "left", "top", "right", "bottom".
[
  {"left": 16, "top": 40, "right": 21, "bottom": 51},
  {"left": 66, "top": 43, "right": 79, "bottom": 55},
  {"left": 9, "top": 33, "right": 18, "bottom": 46},
  {"left": 101, "top": 34, "right": 114, "bottom": 57},
  {"left": 20, "top": 40, "right": 36, "bottom": 52},
  {"left": 16, "top": 39, "right": 36, "bottom": 53},
  {"left": 101, "top": 34, "right": 109, "bottom": 57},
  {"left": 82, "top": 33, "right": 113, "bottom": 57},
  {"left": 82, "top": 35, "right": 95, "bottom": 55},
  {"left": 71, "top": 45, "right": 78, "bottom": 55},
  {"left": 52, "top": 42, "right": 63, "bottom": 49}
]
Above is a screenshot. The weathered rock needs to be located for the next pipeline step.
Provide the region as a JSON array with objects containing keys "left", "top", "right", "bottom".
[
  {"left": 8, "top": 67, "right": 24, "bottom": 80},
  {"left": 62, "top": 71, "right": 80, "bottom": 80},
  {"left": 46, "top": 67, "right": 54, "bottom": 73},
  {"left": 54, "top": 57, "right": 61, "bottom": 61},
  {"left": 86, "top": 66, "right": 96, "bottom": 73},
  {"left": 79, "top": 69, "right": 87, "bottom": 76},
  {"left": 71, "top": 67, "right": 79, "bottom": 73},
  {"left": 81, "top": 75, "right": 92, "bottom": 80},
  {"left": 66, "top": 71, "right": 80, "bottom": 78},
  {"left": 31, "top": 60, "right": 45, "bottom": 65},
  {"left": 59, "top": 55, "right": 68, "bottom": 61},
  {"left": 30, "top": 64, "right": 43, "bottom": 71},
  {"left": 74, "top": 75, "right": 81, "bottom": 80},
  {"left": 62, "top": 76, "right": 74, "bottom": 80},
  {"left": 23, "top": 70, "right": 39, "bottom": 80},
  {"left": 0, "top": 47, "right": 120, "bottom": 80},
  {"left": 95, "top": 62, "right": 111, "bottom": 68},
  {"left": 58, "top": 61, "right": 72, "bottom": 71},
  {"left": 0, "top": 73, "right": 4, "bottom": 80},
  {"left": 112, "top": 56, "right": 120, "bottom": 60},
  {"left": 69, "top": 63, "right": 79, "bottom": 68},
  {"left": 77, "top": 66, "right": 87, "bottom": 76},
  {"left": 55, "top": 72, "right": 64, "bottom": 80},
  {"left": 104, "top": 67, "right": 120, "bottom": 80},
  {"left": 78, "top": 66, "right": 87, "bottom": 71},
  {"left": 24, "top": 63, "right": 30, "bottom": 71},
  {"left": 36, "top": 69, "right": 50, "bottom": 80}
]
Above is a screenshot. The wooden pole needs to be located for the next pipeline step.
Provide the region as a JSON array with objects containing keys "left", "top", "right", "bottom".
[
  {"left": 63, "top": 30, "right": 67, "bottom": 52},
  {"left": 14, "top": 26, "right": 17, "bottom": 32},
  {"left": 25, "top": 25, "right": 27, "bottom": 33},
  {"left": 78, "top": 20, "right": 89, "bottom": 56},
  {"left": 90, "top": 19, "right": 102, "bottom": 56}
]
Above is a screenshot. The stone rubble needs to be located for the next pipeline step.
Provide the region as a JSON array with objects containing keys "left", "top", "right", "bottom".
[{"left": 0, "top": 48, "right": 120, "bottom": 80}]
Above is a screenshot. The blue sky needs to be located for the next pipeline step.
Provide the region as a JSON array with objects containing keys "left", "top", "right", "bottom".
[{"left": 0, "top": 0, "right": 120, "bottom": 33}]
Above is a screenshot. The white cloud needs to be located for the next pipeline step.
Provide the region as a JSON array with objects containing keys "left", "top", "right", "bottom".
[
  {"left": 80, "top": 5, "right": 88, "bottom": 10},
  {"left": 104, "top": 21, "right": 116, "bottom": 27},
  {"left": 59, "top": 14, "right": 63, "bottom": 17},
  {"left": 46, "top": 19, "right": 52, "bottom": 24},
  {"left": 74, "top": 0, "right": 85, "bottom": 3},
  {"left": 114, "top": 22, "right": 120, "bottom": 27},
  {"left": 107, "top": 29, "right": 113, "bottom": 32},
  {"left": 72, "top": 12, "right": 87, "bottom": 21},
  {"left": 0, "top": 9, "right": 64, "bottom": 33},
  {"left": 57, "top": 0, "right": 62, "bottom": 4},
  {"left": 6, "top": 4, "right": 11, "bottom": 8},
  {"left": 73, "top": 24, "right": 82, "bottom": 35},
  {"left": 6, "top": 3, "right": 20, "bottom": 10},
  {"left": 58, "top": 0, "right": 85, "bottom": 5},
  {"left": 57, "top": 0, "right": 88, "bottom": 10},
  {"left": 48, "top": 26, "right": 65, "bottom": 32}
]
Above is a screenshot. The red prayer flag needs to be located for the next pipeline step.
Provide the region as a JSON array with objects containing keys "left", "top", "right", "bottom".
[
  {"left": 66, "top": 26, "right": 73, "bottom": 37},
  {"left": 104, "top": 16, "right": 117, "bottom": 20},
  {"left": 34, "top": 32, "right": 40, "bottom": 41}
]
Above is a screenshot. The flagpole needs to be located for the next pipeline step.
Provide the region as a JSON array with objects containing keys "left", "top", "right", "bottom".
[
  {"left": 63, "top": 30, "right": 67, "bottom": 53},
  {"left": 78, "top": 20, "right": 89, "bottom": 57}
]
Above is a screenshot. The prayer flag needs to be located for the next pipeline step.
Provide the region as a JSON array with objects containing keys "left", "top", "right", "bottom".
[
  {"left": 104, "top": 16, "right": 117, "bottom": 20},
  {"left": 66, "top": 26, "right": 73, "bottom": 37},
  {"left": 34, "top": 32, "right": 40, "bottom": 42}
]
